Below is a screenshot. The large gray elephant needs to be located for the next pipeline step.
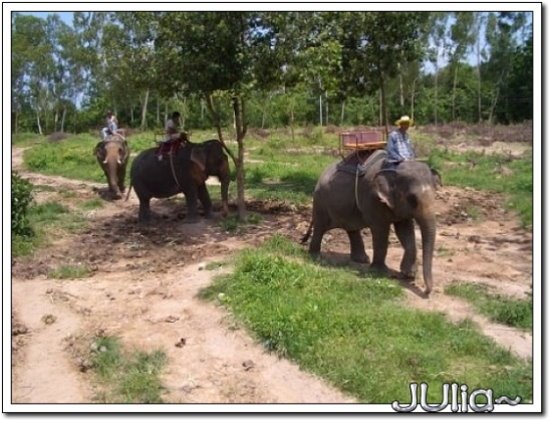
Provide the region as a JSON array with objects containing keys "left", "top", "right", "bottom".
[
  {"left": 302, "top": 150, "right": 441, "bottom": 295},
  {"left": 129, "top": 138, "right": 230, "bottom": 223},
  {"left": 94, "top": 137, "right": 130, "bottom": 199}
]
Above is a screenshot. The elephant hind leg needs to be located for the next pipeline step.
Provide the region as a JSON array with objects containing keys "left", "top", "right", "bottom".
[
  {"left": 138, "top": 197, "right": 152, "bottom": 223},
  {"left": 347, "top": 230, "right": 369, "bottom": 264}
]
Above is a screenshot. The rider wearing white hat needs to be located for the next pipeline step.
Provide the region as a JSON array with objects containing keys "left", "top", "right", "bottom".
[{"left": 385, "top": 115, "right": 415, "bottom": 166}]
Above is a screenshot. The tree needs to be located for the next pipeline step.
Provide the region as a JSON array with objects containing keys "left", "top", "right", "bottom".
[
  {"left": 449, "top": 12, "right": 475, "bottom": 121},
  {"left": 156, "top": 12, "right": 286, "bottom": 220},
  {"left": 339, "top": 12, "right": 429, "bottom": 131}
]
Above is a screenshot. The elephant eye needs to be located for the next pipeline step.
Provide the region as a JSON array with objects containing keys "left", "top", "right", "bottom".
[{"left": 406, "top": 194, "right": 418, "bottom": 209}]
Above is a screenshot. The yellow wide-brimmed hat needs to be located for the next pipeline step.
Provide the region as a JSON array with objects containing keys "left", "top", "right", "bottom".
[{"left": 395, "top": 115, "right": 414, "bottom": 126}]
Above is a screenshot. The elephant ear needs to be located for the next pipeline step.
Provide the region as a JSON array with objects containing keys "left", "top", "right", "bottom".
[
  {"left": 190, "top": 147, "right": 207, "bottom": 173},
  {"left": 430, "top": 168, "right": 442, "bottom": 189},
  {"left": 374, "top": 170, "right": 397, "bottom": 210}
]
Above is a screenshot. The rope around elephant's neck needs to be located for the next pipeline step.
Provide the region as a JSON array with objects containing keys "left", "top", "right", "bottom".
[
  {"left": 169, "top": 152, "right": 181, "bottom": 191},
  {"left": 355, "top": 167, "right": 360, "bottom": 212}
]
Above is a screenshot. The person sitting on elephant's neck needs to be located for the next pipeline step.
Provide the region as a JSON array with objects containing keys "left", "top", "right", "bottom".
[
  {"left": 158, "top": 111, "right": 184, "bottom": 161},
  {"left": 384, "top": 115, "right": 415, "bottom": 169},
  {"left": 101, "top": 111, "right": 118, "bottom": 141}
]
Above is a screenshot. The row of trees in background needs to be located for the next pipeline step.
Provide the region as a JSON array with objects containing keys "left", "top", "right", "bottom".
[{"left": 12, "top": 11, "right": 532, "bottom": 136}]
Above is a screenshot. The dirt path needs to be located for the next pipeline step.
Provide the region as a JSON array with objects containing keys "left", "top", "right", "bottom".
[{"left": 11, "top": 146, "right": 532, "bottom": 404}]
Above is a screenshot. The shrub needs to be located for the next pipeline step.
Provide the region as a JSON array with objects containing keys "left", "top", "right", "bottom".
[{"left": 12, "top": 172, "right": 34, "bottom": 237}]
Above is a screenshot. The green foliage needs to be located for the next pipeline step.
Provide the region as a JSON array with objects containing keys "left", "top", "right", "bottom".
[
  {"left": 201, "top": 236, "right": 532, "bottom": 403},
  {"left": 91, "top": 335, "right": 167, "bottom": 403},
  {"left": 445, "top": 282, "right": 532, "bottom": 330},
  {"left": 12, "top": 172, "right": 34, "bottom": 237}
]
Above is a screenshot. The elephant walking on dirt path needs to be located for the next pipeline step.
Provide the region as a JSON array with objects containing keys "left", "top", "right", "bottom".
[
  {"left": 302, "top": 150, "right": 441, "bottom": 296},
  {"left": 94, "top": 137, "right": 130, "bottom": 199},
  {"left": 128, "top": 139, "right": 230, "bottom": 223}
]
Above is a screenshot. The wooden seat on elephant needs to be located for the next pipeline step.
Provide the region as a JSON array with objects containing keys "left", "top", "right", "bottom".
[{"left": 339, "top": 130, "right": 386, "bottom": 157}]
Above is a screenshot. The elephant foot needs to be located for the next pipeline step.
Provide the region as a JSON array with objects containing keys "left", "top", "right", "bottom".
[
  {"left": 351, "top": 253, "right": 370, "bottom": 264},
  {"left": 370, "top": 262, "right": 389, "bottom": 274}
]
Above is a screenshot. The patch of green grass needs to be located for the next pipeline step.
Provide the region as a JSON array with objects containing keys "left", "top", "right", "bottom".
[
  {"left": 428, "top": 149, "right": 532, "bottom": 227},
  {"left": 91, "top": 335, "right": 167, "bottom": 403},
  {"left": 47, "top": 264, "right": 92, "bottom": 279},
  {"left": 12, "top": 201, "right": 88, "bottom": 257},
  {"left": 79, "top": 198, "right": 104, "bottom": 211},
  {"left": 445, "top": 281, "right": 532, "bottom": 330},
  {"left": 201, "top": 235, "right": 532, "bottom": 403}
]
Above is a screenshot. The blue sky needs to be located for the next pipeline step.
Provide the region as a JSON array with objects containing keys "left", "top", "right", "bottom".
[{"left": 18, "top": 11, "right": 73, "bottom": 27}]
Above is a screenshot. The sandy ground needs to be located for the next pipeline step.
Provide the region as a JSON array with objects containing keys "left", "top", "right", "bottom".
[{"left": 10, "top": 145, "right": 533, "bottom": 405}]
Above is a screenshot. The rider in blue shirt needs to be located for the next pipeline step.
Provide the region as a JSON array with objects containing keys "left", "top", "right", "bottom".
[{"left": 385, "top": 115, "right": 415, "bottom": 166}]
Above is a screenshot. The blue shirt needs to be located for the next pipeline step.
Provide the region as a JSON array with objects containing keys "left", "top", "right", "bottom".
[{"left": 386, "top": 129, "right": 415, "bottom": 163}]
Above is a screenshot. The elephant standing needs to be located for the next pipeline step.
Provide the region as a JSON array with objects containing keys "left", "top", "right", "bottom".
[
  {"left": 94, "top": 137, "right": 130, "bottom": 199},
  {"left": 129, "top": 139, "right": 230, "bottom": 223},
  {"left": 302, "top": 150, "right": 440, "bottom": 295}
]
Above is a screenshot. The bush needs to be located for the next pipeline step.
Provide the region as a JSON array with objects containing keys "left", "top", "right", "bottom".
[{"left": 12, "top": 172, "right": 34, "bottom": 237}]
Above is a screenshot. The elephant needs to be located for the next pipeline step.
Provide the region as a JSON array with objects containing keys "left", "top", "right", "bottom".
[
  {"left": 94, "top": 137, "right": 130, "bottom": 199},
  {"left": 301, "top": 150, "right": 441, "bottom": 295},
  {"left": 128, "top": 138, "right": 230, "bottom": 223}
]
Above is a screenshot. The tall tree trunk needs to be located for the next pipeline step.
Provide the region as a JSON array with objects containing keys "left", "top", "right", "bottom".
[
  {"left": 319, "top": 94, "right": 323, "bottom": 126},
  {"left": 130, "top": 107, "right": 135, "bottom": 125},
  {"left": 476, "top": 44, "right": 482, "bottom": 122},
  {"left": 340, "top": 99, "right": 346, "bottom": 125},
  {"left": 290, "top": 108, "right": 295, "bottom": 142},
  {"left": 54, "top": 110, "right": 59, "bottom": 132},
  {"left": 36, "top": 109, "right": 43, "bottom": 136},
  {"left": 232, "top": 95, "right": 247, "bottom": 221},
  {"left": 205, "top": 94, "right": 225, "bottom": 143},
  {"left": 156, "top": 96, "right": 160, "bottom": 126},
  {"left": 398, "top": 62, "right": 404, "bottom": 108},
  {"left": 452, "top": 64, "right": 458, "bottom": 121},
  {"left": 379, "top": 73, "right": 388, "bottom": 134},
  {"left": 14, "top": 111, "right": 19, "bottom": 134},
  {"left": 60, "top": 107, "right": 67, "bottom": 133},
  {"left": 410, "top": 78, "right": 417, "bottom": 122},
  {"left": 140, "top": 88, "right": 149, "bottom": 130},
  {"left": 325, "top": 92, "right": 329, "bottom": 126},
  {"left": 181, "top": 97, "right": 187, "bottom": 131},
  {"left": 434, "top": 69, "right": 439, "bottom": 125}
]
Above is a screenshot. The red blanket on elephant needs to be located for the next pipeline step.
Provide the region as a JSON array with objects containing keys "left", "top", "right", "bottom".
[{"left": 156, "top": 138, "right": 184, "bottom": 158}]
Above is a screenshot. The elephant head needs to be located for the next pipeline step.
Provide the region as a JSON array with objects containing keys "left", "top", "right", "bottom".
[
  {"left": 189, "top": 140, "right": 230, "bottom": 216},
  {"left": 94, "top": 139, "right": 130, "bottom": 199},
  {"left": 372, "top": 162, "right": 441, "bottom": 294}
]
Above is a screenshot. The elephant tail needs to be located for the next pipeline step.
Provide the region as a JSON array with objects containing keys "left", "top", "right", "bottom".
[
  {"left": 125, "top": 183, "right": 133, "bottom": 201},
  {"left": 300, "top": 219, "right": 313, "bottom": 244}
]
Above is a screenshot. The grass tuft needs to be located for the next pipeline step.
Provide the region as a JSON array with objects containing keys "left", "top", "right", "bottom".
[
  {"left": 445, "top": 281, "right": 532, "bottom": 330},
  {"left": 90, "top": 335, "right": 166, "bottom": 403}
]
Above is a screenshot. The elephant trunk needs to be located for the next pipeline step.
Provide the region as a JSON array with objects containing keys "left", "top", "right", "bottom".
[
  {"left": 415, "top": 213, "right": 436, "bottom": 296},
  {"left": 107, "top": 158, "right": 121, "bottom": 198}
]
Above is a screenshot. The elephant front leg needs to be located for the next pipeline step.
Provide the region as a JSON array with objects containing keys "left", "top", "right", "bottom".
[
  {"left": 370, "top": 223, "right": 390, "bottom": 273},
  {"left": 394, "top": 219, "right": 417, "bottom": 279},
  {"left": 347, "top": 230, "right": 369, "bottom": 264}
]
